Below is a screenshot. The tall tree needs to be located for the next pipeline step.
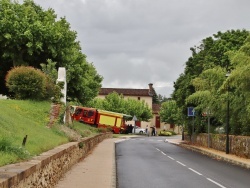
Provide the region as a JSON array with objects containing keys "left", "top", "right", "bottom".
[
  {"left": 0, "top": 0, "right": 102, "bottom": 103},
  {"left": 172, "top": 29, "right": 249, "bottom": 134}
]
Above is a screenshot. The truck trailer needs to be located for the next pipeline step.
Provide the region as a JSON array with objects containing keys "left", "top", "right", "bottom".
[{"left": 72, "top": 106, "right": 131, "bottom": 134}]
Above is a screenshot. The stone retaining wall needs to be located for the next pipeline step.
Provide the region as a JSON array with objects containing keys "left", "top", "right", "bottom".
[
  {"left": 185, "top": 133, "right": 250, "bottom": 158},
  {"left": 0, "top": 133, "right": 112, "bottom": 188}
]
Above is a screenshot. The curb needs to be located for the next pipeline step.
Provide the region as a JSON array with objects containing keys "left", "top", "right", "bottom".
[{"left": 175, "top": 143, "right": 250, "bottom": 169}]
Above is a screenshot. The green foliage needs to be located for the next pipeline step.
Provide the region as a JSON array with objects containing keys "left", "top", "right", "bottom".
[
  {"left": 159, "top": 100, "right": 182, "bottom": 125},
  {"left": 70, "top": 121, "right": 100, "bottom": 137},
  {"left": 172, "top": 29, "right": 250, "bottom": 135},
  {"left": 86, "top": 92, "right": 153, "bottom": 121},
  {"left": 0, "top": 0, "right": 103, "bottom": 103},
  {"left": 40, "top": 59, "right": 58, "bottom": 82},
  {"left": 152, "top": 87, "right": 160, "bottom": 104},
  {"left": 0, "top": 138, "right": 30, "bottom": 160},
  {"left": 5, "top": 66, "right": 47, "bottom": 100}
]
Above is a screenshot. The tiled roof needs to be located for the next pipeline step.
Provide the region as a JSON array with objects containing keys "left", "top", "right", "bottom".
[{"left": 99, "top": 88, "right": 151, "bottom": 97}]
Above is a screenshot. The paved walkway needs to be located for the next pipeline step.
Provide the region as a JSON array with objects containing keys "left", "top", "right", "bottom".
[
  {"left": 55, "top": 136, "right": 250, "bottom": 188},
  {"left": 55, "top": 138, "right": 118, "bottom": 188}
]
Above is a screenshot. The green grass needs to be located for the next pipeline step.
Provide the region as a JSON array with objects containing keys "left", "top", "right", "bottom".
[
  {"left": 0, "top": 99, "right": 100, "bottom": 167},
  {"left": 70, "top": 121, "right": 100, "bottom": 137}
]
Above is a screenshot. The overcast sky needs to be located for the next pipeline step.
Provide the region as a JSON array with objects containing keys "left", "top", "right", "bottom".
[{"left": 33, "top": 0, "right": 250, "bottom": 98}]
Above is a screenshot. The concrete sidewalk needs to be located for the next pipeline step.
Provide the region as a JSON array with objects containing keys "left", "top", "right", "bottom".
[
  {"left": 55, "top": 138, "right": 119, "bottom": 188},
  {"left": 55, "top": 136, "right": 250, "bottom": 188}
]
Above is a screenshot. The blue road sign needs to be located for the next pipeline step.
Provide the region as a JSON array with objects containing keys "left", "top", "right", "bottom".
[{"left": 187, "top": 107, "right": 195, "bottom": 117}]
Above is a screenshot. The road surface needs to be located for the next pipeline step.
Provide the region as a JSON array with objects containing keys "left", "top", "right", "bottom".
[{"left": 116, "top": 135, "right": 250, "bottom": 188}]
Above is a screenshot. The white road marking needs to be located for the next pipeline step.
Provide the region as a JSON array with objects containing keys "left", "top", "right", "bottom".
[
  {"left": 188, "top": 168, "right": 202, "bottom": 175},
  {"left": 207, "top": 178, "right": 227, "bottom": 188},
  {"left": 176, "top": 161, "right": 186, "bottom": 166},
  {"left": 167, "top": 156, "right": 175, "bottom": 160},
  {"left": 161, "top": 151, "right": 166, "bottom": 155},
  {"left": 153, "top": 147, "right": 227, "bottom": 187}
]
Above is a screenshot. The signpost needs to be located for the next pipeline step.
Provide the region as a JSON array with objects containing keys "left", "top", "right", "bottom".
[
  {"left": 187, "top": 107, "right": 195, "bottom": 143},
  {"left": 203, "top": 108, "right": 212, "bottom": 148},
  {"left": 187, "top": 107, "right": 195, "bottom": 117}
]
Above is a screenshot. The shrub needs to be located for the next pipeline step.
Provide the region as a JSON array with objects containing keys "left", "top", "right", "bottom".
[
  {"left": 158, "top": 130, "right": 173, "bottom": 136},
  {"left": 5, "top": 66, "right": 47, "bottom": 100}
]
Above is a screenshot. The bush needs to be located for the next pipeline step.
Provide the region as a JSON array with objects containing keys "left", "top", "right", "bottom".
[
  {"left": 158, "top": 130, "right": 173, "bottom": 136},
  {"left": 5, "top": 66, "right": 48, "bottom": 100}
]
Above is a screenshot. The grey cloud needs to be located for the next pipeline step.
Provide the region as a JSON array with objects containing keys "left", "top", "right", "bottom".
[{"left": 33, "top": 0, "right": 250, "bottom": 97}]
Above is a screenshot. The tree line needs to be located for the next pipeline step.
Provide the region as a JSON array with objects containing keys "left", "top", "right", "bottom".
[{"left": 160, "top": 29, "right": 250, "bottom": 136}]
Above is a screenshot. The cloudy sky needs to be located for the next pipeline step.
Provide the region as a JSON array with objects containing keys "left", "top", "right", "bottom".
[{"left": 33, "top": 0, "right": 250, "bottom": 97}]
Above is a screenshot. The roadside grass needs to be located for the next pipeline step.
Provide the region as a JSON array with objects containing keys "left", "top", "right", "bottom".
[
  {"left": 0, "top": 99, "right": 100, "bottom": 167},
  {"left": 70, "top": 121, "right": 100, "bottom": 138}
]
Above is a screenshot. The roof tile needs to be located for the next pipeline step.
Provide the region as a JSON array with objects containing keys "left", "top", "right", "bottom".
[{"left": 99, "top": 88, "right": 151, "bottom": 96}]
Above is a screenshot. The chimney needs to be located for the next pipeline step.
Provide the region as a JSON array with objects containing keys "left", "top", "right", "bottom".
[{"left": 148, "top": 83, "right": 154, "bottom": 96}]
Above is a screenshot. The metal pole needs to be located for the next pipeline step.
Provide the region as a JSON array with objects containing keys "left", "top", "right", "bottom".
[
  {"left": 226, "top": 88, "right": 230, "bottom": 154},
  {"left": 192, "top": 116, "right": 194, "bottom": 144},
  {"left": 208, "top": 116, "right": 210, "bottom": 148},
  {"left": 182, "top": 125, "right": 184, "bottom": 140},
  {"left": 225, "top": 71, "right": 230, "bottom": 154}
]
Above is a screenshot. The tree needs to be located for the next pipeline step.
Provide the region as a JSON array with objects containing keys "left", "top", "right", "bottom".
[
  {"left": 172, "top": 30, "right": 249, "bottom": 134},
  {"left": 225, "top": 35, "right": 250, "bottom": 135},
  {"left": 86, "top": 92, "right": 153, "bottom": 121},
  {"left": 152, "top": 87, "right": 160, "bottom": 104},
  {"left": 159, "top": 100, "right": 181, "bottom": 125},
  {"left": 0, "top": 0, "right": 102, "bottom": 103}
]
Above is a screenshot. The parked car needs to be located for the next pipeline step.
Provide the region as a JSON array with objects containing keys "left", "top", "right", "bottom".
[{"left": 132, "top": 126, "right": 146, "bottom": 134}]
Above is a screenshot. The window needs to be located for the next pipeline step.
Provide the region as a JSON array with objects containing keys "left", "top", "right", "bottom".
[
  {"left": 83, "top": 110, "right": 88, "bottom": 117},
  {"left": 88, "top": 110, "right": 94, "bottom": 117},
  {"left": 75, "top": 109, "right": 82, "bottom": 115}
]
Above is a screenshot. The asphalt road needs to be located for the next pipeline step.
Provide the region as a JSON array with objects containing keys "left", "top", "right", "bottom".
[{"left": 116, "top": 135, "right": 250, "bottom": 188}]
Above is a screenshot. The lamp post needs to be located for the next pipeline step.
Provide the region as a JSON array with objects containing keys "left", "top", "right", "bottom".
[{"left": 225, "top": 71, "right": 230, "bottom": 154}]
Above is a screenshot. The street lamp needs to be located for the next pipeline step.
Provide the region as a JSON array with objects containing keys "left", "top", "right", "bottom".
[{"left": 225, "top": 71, "right": 230, "bottom": 154}]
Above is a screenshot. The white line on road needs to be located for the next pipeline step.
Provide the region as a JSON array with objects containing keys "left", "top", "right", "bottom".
[
  {"left": 176, "top": 161, "right": 186, "bottom": 166},
  {"left": 161, "top": 151, "right": 166, "bottom": 155},
  {"left": 167, "top": 156, "right": 175, "bottom": 160},
  {"left": 207, "top": 178, "right": 227, "bottom": 188},
  {"left": 188, "top": 168, "right": 202, "bottom": 175},
  {"left": 154, "top": 147, "right": 227, "bottom": 187}
]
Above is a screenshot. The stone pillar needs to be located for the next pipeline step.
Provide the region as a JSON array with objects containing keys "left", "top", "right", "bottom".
[{"left": 57, "top": 67, "right": 67, "bottom": 104}]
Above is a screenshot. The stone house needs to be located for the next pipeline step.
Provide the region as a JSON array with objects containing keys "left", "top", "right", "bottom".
[{"left": 97, "top": 83, "right": 180, "bottom": 134}]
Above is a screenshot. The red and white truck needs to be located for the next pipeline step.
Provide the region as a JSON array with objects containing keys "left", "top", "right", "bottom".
[{"left": 71, "top": 106, "right": 131, "bottom": 134}]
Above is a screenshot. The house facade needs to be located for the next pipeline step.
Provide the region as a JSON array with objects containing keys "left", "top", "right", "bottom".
[{"left": 97, "top": 83, "right": 180, "bottom": 134}]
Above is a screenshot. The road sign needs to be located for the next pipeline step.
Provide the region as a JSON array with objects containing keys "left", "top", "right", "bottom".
[
  {"left": 187, "top": 107, "right": 195, "bottom": 117},
  {"left": 132, "top": 115, "right": 137, "bottom": 121}
]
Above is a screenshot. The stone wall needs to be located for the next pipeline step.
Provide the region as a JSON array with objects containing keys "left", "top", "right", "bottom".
[
  {"left": 185, "top": 133, "right": 250, "bottom": 158},
  {"left": 0, "top": 133, "right": 112, "bottom": 188}
]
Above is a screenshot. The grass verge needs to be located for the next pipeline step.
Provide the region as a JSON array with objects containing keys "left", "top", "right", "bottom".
[{"left": 0, "top": 99, "right": 100, "bottom": 166}]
